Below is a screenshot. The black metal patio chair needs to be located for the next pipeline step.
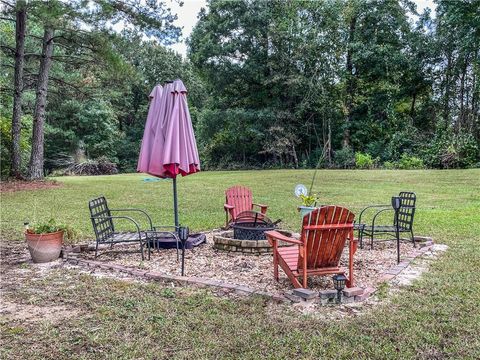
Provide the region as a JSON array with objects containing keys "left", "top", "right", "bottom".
[
  {"left": 88, "top": 196, "right": 179, "bottom": 260},
  {"left": 355, "top": 192, "right": 416, "bottom": 249}
]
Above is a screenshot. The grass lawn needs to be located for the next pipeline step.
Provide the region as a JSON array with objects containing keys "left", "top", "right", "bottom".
[{"left": 1, "top": 169, "right": 480, "bottom": 358}]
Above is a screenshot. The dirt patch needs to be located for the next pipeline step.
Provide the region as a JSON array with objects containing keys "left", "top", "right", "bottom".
[
  {"left": 0, "top": 300, "right": 78, "bottom": 323},
  {"left": 0, "top": 180, "right": 62, "bottom": 193},
  {"left": 0, "top": 241, "right": 79, "bottom": 324},
  {"left": 80, "top": 232, "right": 416, "bottom": 295}
]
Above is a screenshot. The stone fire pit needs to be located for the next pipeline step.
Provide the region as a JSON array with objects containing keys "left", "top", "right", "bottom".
[{"left": 213, "top": 229, "right": 296, "bottom": 254}]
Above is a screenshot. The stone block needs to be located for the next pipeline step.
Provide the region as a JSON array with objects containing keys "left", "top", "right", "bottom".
[
  {"left": 108, "top": 263, "right": 129, "bottom": 272},
  {"left": 284, "top": 292, "right": 302, "bottom": 303},
  {"left": 128, "top": 269, "right": 148, "bottom": 277},
  {"left": 234, "top": 285, "right": 254, "bottom": 295},
  {"left": 293, "top": 288, "right": 318, "bottom": 300},
  {"left": 145, "top": 271, "right": 165, "bottom": 280},
  {"left": 342, "top": 296, "right": 355, "bottom": 304},
  {"left": 252, "top": 291, "right": 271, "bottom": 299},
  {"left": 319, "top": 289, "right": 338, "bottom": 299},
  {"left": 378, "top": 273, "right": 395, "bottom": 282},
  {"left": 386, "top": 267, "right": 403, "bottom": 275},
  {"left": 342, "top": 287, "right": 363, "bottom": 297}
]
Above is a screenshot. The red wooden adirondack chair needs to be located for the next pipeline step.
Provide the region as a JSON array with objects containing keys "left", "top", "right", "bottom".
[
  {"left": 265, "top": 206, "right": 357, "bottom": 289},
  {"left": 224, "top": 186, "right": 268, "bottom": 227}
]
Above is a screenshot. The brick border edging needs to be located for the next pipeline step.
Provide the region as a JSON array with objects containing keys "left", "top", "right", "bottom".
[
  {"left": 64, "top": 255, "right": 290, "bottom": 303},
  {"left": 64, "top": 236, "right": 435, "bottom": 305}
]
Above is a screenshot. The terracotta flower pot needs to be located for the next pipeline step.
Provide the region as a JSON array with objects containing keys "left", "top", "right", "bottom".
[{"left": 25, "top": 230, "right": 64, "bottom": 263}]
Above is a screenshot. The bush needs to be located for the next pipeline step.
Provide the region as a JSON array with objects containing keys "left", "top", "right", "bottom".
[
  {"left": 334, "top": 146, "right": 355, "bottom": 168},
  {"left": 355, "top": 152, "right": 374, "bottom": 169},
  {"left": 53, "top": 155, "right": 118, "bottom": 176},
  {"left": 421, "top": 130, "right": 479, "bottom": 169},
  {"left": 383, "top": 161, "right": 396, "bottom": 170},
  {"left": 398, "top": 154, "right": 424, "bottom": 169}
]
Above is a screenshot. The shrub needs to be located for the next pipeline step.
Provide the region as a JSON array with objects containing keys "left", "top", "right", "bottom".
[
  {"left": 53, "top": 155, "right": 118, "bottom": 176},
  {"left": 383, "top": 161, "right": 396, "bottom": 170},
  {"left": 398, "top": 154, "right": 424, "bottom": 169},
  {"left": 421, "top": 130, "right": 479, "bottom": 169},
  {"left": 334, "top": 146, "right": 355, "bottom": 168},
  {"left": 355, "top": 152, "right": 374, "bottom": 169}
]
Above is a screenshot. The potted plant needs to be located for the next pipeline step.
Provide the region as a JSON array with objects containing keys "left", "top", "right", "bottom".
[
  {"left": 298, "top": 193, "right": 319, "bottom": 218},
  {"left": 25, "top": 219, "right": 74, "bottom": 263}
]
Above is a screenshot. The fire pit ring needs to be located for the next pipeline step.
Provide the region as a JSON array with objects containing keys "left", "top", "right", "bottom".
[{"left": 231, "top": 211, "right": 276, "bottom": 240}]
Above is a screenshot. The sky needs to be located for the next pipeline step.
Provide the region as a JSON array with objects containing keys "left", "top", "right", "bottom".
[{"left": 165, "top": 0, "right": 436, "bottom": 58}]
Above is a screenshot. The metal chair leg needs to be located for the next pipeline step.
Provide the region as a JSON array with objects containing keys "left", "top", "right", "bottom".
[
  {"left": 147, "top": 238, "right": 151, "bottom": 260},
  {"left": 176, "top": 237, "right": 179, "bottom": 262},
  {"left": 411, "top": 230, "right": 416, "bottom": 247}
]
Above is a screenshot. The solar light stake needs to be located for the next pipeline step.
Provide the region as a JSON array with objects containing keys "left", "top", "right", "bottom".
[
  {"left": 178, "top": 226, "right": 189, "bottom": 276},
  {"left": 392, "top": 196, "right": 401, "bottom": 264},
  {"left": 332, "top": 274, "right": 347, "bottom": 304}
]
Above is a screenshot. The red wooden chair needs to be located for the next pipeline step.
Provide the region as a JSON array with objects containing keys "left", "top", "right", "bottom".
[
  {"left": 265, "top": 206, "right": 357, "bottom": 289},
  {"left": 224, "top": 185, "right": 268, "bottom": 227}
]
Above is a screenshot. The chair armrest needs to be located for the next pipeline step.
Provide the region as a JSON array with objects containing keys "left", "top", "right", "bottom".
[
  {"left": 151, "top": 227, "right": 179, "bottom": 240},
  {"left": 372, "top": 208, "right": 394, "bottom": 228},
  {"left": 224, "top": 204, "right": 234, "bottom": 210},
  {"left": 110, "top": 208, "right": 153, "bottom": 230},
  {"left": 252, "top": 203, "right": 268, "bottom": 213},
  {"left": 265, "top": 230, "right": 303, "bottom": 245},
  {"left": 92, "top": 215, "right": 142, "bottom": 237},
  {"left": 357, "top": 205, "right": 390, "bottom": 224}
]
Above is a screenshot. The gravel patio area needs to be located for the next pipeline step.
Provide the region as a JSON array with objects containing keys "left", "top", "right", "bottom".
[{"left": 80, "top": 232, "right": 416, "bottom": 295}]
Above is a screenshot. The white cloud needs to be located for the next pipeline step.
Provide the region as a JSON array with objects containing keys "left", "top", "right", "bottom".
[{"left": 166, "top": 0, "right": 207, "bottom": 58}]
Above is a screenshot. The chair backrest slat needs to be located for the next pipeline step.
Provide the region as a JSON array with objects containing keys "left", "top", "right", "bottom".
[
  {"left": 225, "top": 186, "right": 253, "bottom": 219},
  {"left": 89, "top": 196, "right": 114, "bottom": 242},
  {"left": 396, "top": 192, "right": 416, "bottom": 230},
  {"left": 299, "top": 206, "right": 355, "bottom": 269}
]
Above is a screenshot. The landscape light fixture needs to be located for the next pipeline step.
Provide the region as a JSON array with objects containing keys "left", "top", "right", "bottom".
[
  {"left": 178, "top": 226, "right": 189, "bottom": 276},
  {"left": 332, "top": 274, "right": 347, "bottom": 304}
]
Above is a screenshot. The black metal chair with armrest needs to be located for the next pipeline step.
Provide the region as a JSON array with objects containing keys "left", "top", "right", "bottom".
[
  {"left": 89, "top": 196, "right": 179, "bottom": 260},
  {"left": 355, "top": 192, "right": 416, "bottom": 249}
]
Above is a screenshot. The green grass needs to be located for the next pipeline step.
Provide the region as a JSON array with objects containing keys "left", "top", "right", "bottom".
[{"left": 1, "top": 169, "right": 480, "bottom": 358}]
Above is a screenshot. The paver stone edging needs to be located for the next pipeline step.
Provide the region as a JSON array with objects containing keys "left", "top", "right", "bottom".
[{"left": 64, "top": 236, "right": 435, "bottom": 305}]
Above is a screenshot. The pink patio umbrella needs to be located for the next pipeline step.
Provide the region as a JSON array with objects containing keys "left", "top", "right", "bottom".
[{"left": 137, "top": 79, "right": 200, "bottom": 227}]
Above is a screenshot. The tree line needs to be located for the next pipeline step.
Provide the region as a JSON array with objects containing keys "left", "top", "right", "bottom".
[{"left": 1, "top": 0, "right": 479, "bottom": 180}]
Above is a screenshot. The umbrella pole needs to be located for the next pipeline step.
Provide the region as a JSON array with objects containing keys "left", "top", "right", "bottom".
[{"left": 173, "top": 177, "right": 179, "bottom": 228}]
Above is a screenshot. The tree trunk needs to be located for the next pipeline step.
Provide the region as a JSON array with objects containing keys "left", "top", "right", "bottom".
[
  {"left": 457, "top": 53, "right": 469, "bottom": 133},
  {"left": 410, "top": 91, "right": 416, "bottom": 122},
  {"left": 10, "top": 1, "right": 27, "bottom": 179},
  {"left": 343, "top": 14, "right": 357, "bottom": 148},
  {"left": 443, "top": 51, "right": 452, "bottom": 128},
  {"left": 28, "top": 27, "right": 54, "bottom": 180}
]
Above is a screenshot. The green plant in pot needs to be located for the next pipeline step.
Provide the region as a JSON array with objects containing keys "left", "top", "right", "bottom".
[
  {"left": 25, "top": 219, "right": 74, "bottom": 263},
  {"left": 298, "top": 193, "right": 319, "bottom": 217}
]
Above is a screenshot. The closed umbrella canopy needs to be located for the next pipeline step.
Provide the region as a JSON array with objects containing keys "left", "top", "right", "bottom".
[
  {"left": 137, "top": 85, "right": 163, "bottom": 173},
  {"left": 147, "top": 79, "right": 200, "bottom": 178},
  {"left": 137, "top": 79, "right": 200, "bottom": 227}
]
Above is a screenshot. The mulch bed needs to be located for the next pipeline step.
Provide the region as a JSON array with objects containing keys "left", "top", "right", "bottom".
[
  {"left": 0, "top": 180, "right": 62, "bottom": 193},
  {"left": 81, "top": 232, "right": 415, "bottom": 295}
]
